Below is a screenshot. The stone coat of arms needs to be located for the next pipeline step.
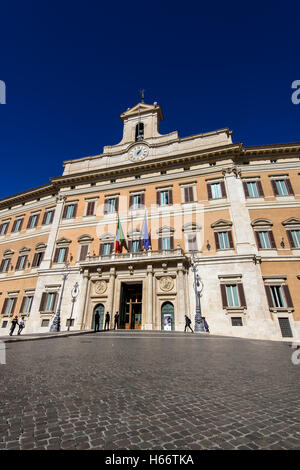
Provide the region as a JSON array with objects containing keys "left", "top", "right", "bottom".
[
  {"left": 94, "top": 280, "right": 107, "bottom": 295},
  {"left": 159, "top": 276, "right": 174, "bottom": 292}
]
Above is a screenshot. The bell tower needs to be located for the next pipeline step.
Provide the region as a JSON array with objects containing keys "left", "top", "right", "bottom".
[{"left": 119, "top": 101, "right": 164, "bottom": 145}]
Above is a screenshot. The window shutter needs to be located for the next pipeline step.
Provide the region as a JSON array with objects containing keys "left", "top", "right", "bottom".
[
  {"left": 0, "top": 259, "right": 5, "bottom": 272},
  {"left": 110, "top": 242, "right": 114, "bottom": 253},
  {"left": 286, "top": 179, "right": 294, "bottom": 196},
  {"left": 87, "top": 201, "right": 95, "bottom": 216},
  {"left": 283, "top": 285, "right": 294, "bottom": 308},
  {"left": 170, "top": 236, "right": 174, "bottom": 250},
  {"left": 11, "top": 220, "right": 17, "bottom": 232},
  {"left": 20, "top": 297, "right": 26, "bottom": 313},
  {"left": 255, "top": 231, "right": 262, "bottom": 249},
  {"left": 42, "top": 212, "right": 47, "bottom": 225},
  {"left": 53, "top": 248, "right": 60, "bottom": 263},
  {"left": 80, "top": 245, "right": 88, "bottom": 261},
  {"left": 63, "top": 247, "right": 69, "bottom": 262},
  {"left": 50, "top": 210, "right": 55, "bottom": 223},
  {"left": 257, "top": 180, "right": 264, "bottom": 197},
  {"left": 1, "top": 298, "right": 8, "bottom": 315},
  {"left": 128, "top": 240, "right": 132, "bottom": 252},
  {"left": 189, "top": 186, "right": 194, "bottom": 202},
  {"left": 23, "top": 255, "right": 28, "bottom": 268},
  {"left": 15, "top": 256, "right": 21, "bottom": 270},
  {"left": 264, "top": 285, "right": 273, "bottom": 308},
  {"left": 168, "top": 190, "right": 173, "bottom": 205},
  {"left": 220, "top": 181, "right": 227, "bottom": 198},
  {"left": 228, "top": 230, "right": 234, "bottom": 248},
  {"left": 243, "top": 182, "right": 249, "bottom": 197},
  {"left": 11, "top": 298, "right": 16, "bottom": 315},
  {"left": 72, "top": 204, "right": 78, "bottom": 218},
  {"left": 27, "top": 216, "right": 32, "bottom": 229},
  {"left": 129, "top": 195, "right": 134, "bottom": 209},
  {"left": 158, "top": 238, "right": 162, "bottom": 250},
  {"left": 3, "top": 223, "right": 8, "bottom": 235},
  {"left": 207, "top": 184, "right": 212, "bottom": 200},
  {"left": 286, "top": 230, "right": 295, "bottom": 248},
  {"left": 115, "top": 198, "right": 119, "bottom": 212},
  {"left": 99, "top": 244, "right": 104, "bottom": 256},
  {"left": 39, "top": 293, "right": 47, "bottom": 311},
  {"left": 34, "top": 214, "right": 39, "bottom": 227},
  {"left": 104, "top": 199, "right": 108, "bottom": 214},
  {"left": 53, "top": 293, "right": 59, "bottom": 313},
  {"left": 156, "top": 191, "right": 161, "bottom": 206},
  {"left": 18, "top": 218, "right": 23, "bottom": 231},
  {"left": 238, "top": 284, "right": 247, "bottom": 307},
  {"left": 271, "top": 180, "right": 279, "bottom": 196},
  {"left": 269, "top": 231, "right": 276, "bottom": 249},
  {"left": 139, "top": 240, "right": 143, "bottom": 251},
  {"left": 62, "top": 205, "right": 68, "bottom": 218},
  {"left": 140, "top": 193, "right": 145, "bottom": 206},
  {"left": 214, "top": 232, "right": 220, "bottom": 250},
  {"left": 220, "top": 285, "right": 228, "bottom": 308}
]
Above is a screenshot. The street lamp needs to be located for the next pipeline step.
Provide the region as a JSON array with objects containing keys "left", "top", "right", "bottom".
[
  {"left": 68, "top": 282, "right": 79, "bottom": 331},
  {"left": 50, "top": 261, "right": 70, "bottom": 332},
  {"left": 191, "top": 251, "right": 205, "bottom": 332}
]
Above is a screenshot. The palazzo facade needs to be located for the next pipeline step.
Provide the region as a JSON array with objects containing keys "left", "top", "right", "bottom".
[{"left": 0, "top": 101, "right": 299, "bottom": 340}]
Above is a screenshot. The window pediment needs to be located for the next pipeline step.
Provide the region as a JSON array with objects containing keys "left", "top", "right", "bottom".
[
  {"left": 182, "top": 222, "right": 201, "bottom": 232},
  {"left": 156, "top": 225, "right": 175, "bottom": 235},
  {"left": 282, "top": 217, "right": 300, "bottom": 227},
  {"left": 3, "top": 249, "right": 14, "bottom": 258},
  {"left": 35, "top": 243, "right": 47, "bottom": 251},
  {"left": 211, "top": 219, "right": 233, "bottom": 229},
  {"left": 78, "top": 234, "right": 94, "bottom": 244},
  {"left": 56, "top": 237, "right": 71, "bottom": 247},
  {"left": 251, "top": 218, "right": 273, "bottom": 228},
  {"left": 99, "top": 232, "right": 115, "bottom": 241},
  {"left": 19, "top": 246, "right": 30, "bottom": 254}
]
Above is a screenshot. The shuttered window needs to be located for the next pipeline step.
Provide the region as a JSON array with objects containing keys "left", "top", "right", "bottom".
[
  {"left": 157, "top": 190, "right": 173, "bottom": 206},
  {"left": 272, "top": 179, "right": 294, "bottom": 196},
  {"left": 290, "top": 230, "right": 300, "bottom": 248},
  {"left": 39, "top": 292, "right": 58, "bottom": 312},
  {"left": 27, "top": 213, "right": 39, "bottom": 229},
  {"left": 16, "top": 255, "right": 28, "bottom": 270},
  {"left": 79, "top": 244, "right": 89, "bottom": 261},
  {"left": 183, "top": 186, "right": 194, "bottom": 203},
  {"left": 187, "top": 233, "right": 198, "bottom": 251},
  {"left": 129, "top": 193, "right": 145, "bottom": 209},
  {"left": 256, "top": 231, "right": 276, "bottom": 249},
  {"left": 0, "top": 222, "right": 9, "bottom": 236},
  {"left": 0, "top": 258, "right": 10, "bottom": 273},
  {"left": 1, "top": 298, "right": 16, "bottom": 316},
  {"left": 12, "top": 218, "right": 23, "bottom": 233},
  {"left": 20, "top": 296, "right": 33, "bottom": 314},
  {"left": 278, "top": 318, "right": 293, "bottom": 338},
  {"left": 62, "top": 204, "right": 78, "bottom": 219},
  {"left": 86, "top": 201, "right": 95, "bottom": 216},
  {"left": 42, "top": 210, "right": 54, "bottom": 225},
  {"left": 100, "top": 243, "right": 113, "bottom": 255},
  {"left": 32, "top": 251, "right": 44, "bottom": 267},
  {"left": 207, "top": 182, "right": 226, "bottom": 200},
  {"left": 53, "top": 247, "right": 68, "bottom": 263},
  {"left": 221, "top": 283, "right": 246, "bottom": 308},
  {"left": 104, "top": 198, "right": 118, "bottom": 214}
]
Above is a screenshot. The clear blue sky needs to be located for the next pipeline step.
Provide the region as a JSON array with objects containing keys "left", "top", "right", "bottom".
[{"left": 0, "top": 1, "right": 299, "bottom": 199}]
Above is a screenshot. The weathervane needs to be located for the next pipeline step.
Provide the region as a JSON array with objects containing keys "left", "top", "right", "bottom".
[{"left": 139, "top": 89, "right": 145, "bottom": 103}]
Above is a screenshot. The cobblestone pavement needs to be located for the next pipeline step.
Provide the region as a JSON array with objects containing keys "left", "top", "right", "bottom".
[{"left": 0, "top": 331, "right": 299, "bottom": 450}]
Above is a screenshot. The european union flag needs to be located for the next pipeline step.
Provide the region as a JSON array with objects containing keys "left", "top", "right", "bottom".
[{"left": 141, "top": 213, "right": 150, "bottom": 250}]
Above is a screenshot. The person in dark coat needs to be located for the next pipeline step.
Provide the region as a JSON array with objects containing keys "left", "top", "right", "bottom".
[
  {"left": 104, "top": 312, "right": 110, "bottom": 330},
  {"left": 114, "top": 311, "right": 119, "bottom": 330},
  {"left": 184, "top": 315, "right": 194, "bottom": 333},
  {"left": 94, "top": 311, "right": 100, "bottom": 332},
  {"left": 9, "top": 317, "right": 19, "bottom": 336},
  {"left": 204, "top": 320, "right": 210, "bottom": 333}
]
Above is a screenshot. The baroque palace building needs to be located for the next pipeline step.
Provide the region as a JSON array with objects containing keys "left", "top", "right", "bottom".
[{"left": 0, "top": 101, "right": 299, "bottom": 340}]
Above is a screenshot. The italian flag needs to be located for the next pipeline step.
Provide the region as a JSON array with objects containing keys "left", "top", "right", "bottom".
[{"left": 115, "top": 216, "right": 126, "bottom": 253}]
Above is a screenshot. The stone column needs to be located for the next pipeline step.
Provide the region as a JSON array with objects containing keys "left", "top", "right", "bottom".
[
  {"left": 76, "top": 269, "right": 90, "bottom": 330},
  {"left": 108, "top": 267, "right": 116, "bottom": 320},
  {"left": 177, "top": 262, "right": 186, "bottom": 330},
  {"left": 40, "top": 194, "right": 66, "bottom": 269},
  {"left": 145, "top": 264, "right": 153, "bottom": 330}
]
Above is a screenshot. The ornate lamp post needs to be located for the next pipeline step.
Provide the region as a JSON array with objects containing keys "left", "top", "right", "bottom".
[
  {"left": 191, "top": 251, "right": 205, "bottom": 332},
  {"left": 50, "top": 261, "right": 70, "bottom": 332},
  {"left": 68, "top": 282, "right": 79, "bottom": 331}
]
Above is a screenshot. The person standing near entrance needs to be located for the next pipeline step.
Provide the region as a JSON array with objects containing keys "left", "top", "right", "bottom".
[
  {"left": 204, "top": 320, "right": 210, "bottom": 333},
  {"left": 9, "top": 316, "right": 19, "bottom": 336},
  {"left": 104, "top": 312, "right": 110, "bottom": 330},
  {"left": 94, "top": 311, "right": 100, "bottom": 332},
  {"left": 18, "top": 317, "right": 25, "bottom": 335},
  {"left": 184, "top": 315, "right": 194, "bottom": 333},
  {"left": 114, "top": 311, "right": 119, "bottom": 330}
]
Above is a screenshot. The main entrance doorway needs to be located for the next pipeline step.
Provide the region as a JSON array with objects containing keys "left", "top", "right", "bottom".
[
  {"left": 92, "top": 303, "right": 104, "bottom": 330},
  {"left": 120, "top": 283, "right": 142, "bottom": 329}
]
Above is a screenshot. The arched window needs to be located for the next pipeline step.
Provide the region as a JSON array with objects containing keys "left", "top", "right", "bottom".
[{"left": 135, "top": 122, "right": 144, "bottom": 141}]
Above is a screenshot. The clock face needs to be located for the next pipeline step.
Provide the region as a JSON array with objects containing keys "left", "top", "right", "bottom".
[{"left": 128, "top": 144, "right": 149, "bottom": 162}]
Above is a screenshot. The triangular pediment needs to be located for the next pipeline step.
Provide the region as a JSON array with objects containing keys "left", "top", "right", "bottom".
[
  {"left": 282, "top": 217, "right": 300, "bottom": 226},
  {"left": 56, "top": 237, "right": 71, "bottom": 245},
  {"left": 211, "top": 219, "right": 233, "bottom": 228},
  {"left": 121, "top": 102, "right": 163, "bottom": 121}
]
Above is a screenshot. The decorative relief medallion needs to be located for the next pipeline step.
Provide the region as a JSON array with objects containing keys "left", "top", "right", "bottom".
[
  {"left": 159, "top": 276, "right": 174, "bottom": 292},
  {"left": 94, "top": 280, "right": 107, "bottom": 295}
]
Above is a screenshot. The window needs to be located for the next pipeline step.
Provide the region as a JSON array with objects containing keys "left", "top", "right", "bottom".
[
  {"left": 0, "top": 258, "right": 11, "bottom": 273},
  {"left": 162, "top": 237, "right": 171, "bottom": 250},
  {"left": 79, "top": 244, "right": 89, "bottom": 261},
  {"left": 157, "top": 189, "right": 173, "bottom": 206},
  {"left": 1, "top": 321, "right": 8, "bottom": 328},
  {"left": 265, "top": 283, "right": 293, "bottom": 309},
  {"left": 130, "top": 193, "right": 144, "bottom": 210},
  {"left": 183, "top": 186, "right": 195, "bottom": 203},
  {"left": 104, "top": 197, "right": 118, "bottom": 214},
  {"left": 42, "top": 210, "right": 54, "bottom": 225},
  {"left": 20, "top": 296, "right": 33, "bottom": 314},
  {"left": 207, "top": 181, "right": 226, "bottom": 200},
  {"left": 278, "top": 318, "right": 293, "bottom": 338},
  {"left": 39, "top": 292, "right": 58, "bottom": 312},
  {"left": 41, "top": 319, "right": 50, "bottom": 327},
  {"left": 231, "top": 317, "right": 243, "bottom": 326},
  {"left": 132, "top": 240, "right": 140, "bottom": 252},
  {"left": 243, "top": 181, "right": 264, "bottom": 198},
  {"left": 258, "top": 231, "right": 271, "bottom": 249},
  {"left": 290, "top": 230, "right": 300, "bottom": 248},
  {"left": 0, "top": 221, "right": 9, "bottom": 236},
  {"left": 187, "top": 233, "right": 198, "bottom": 251},
  {"left": 218, "top": 232, "right": 229, "bottom": 249},
  {"left": 100, "top": 242, "right": 113, "bottom": 256},
  {"left": 1, "top": 297, "right": 17, "bottom": 316},
  {"left": 135, "top": 122, "right": 144, "bottom": 141},
  {"left": 32, "top": 251, "right": 44, "bottom": 267},
  {"left": 271, "top": 178, "right": 294, "bottom": 196},
  {"left": 66, "top": 319, "right": 74, "bottom": 327},
  {"left": 27, "top": 213, "right": 39, "bottom": 229},
  {"left": 85, "top": 200, "right": 96, "bottom": 216},
  {"left": 11, "top": 218, "right": 24, "bottom": 233},
  {"left": 53, "top": 247, "right": 68, "bottom": 263},
  {"left": 62, "top": 204, "right": 77, "bottom": 219},
  {"left": 220, "top": 282, "right": 247, "bottom": 308},
  {"left": 16, "top": 255, "right": 28, "bottom": 270}
]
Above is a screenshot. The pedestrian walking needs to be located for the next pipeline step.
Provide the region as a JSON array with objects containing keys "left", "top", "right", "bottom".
[
  {"left": 17, "top": 316, "right": 25, "bottom": 335},
  {"left": 184, "top": 314, "right": 194, "bottom": 333},
  {"left": 114, "top": 311, "right": 119, "bottom": 330},
  {"left": 204, "top": 320, "right": 210, "bottom": 333},
  {"left": 94, "top": 311, "right": 100, "bottom": 332},
  {"left": 9, "top": 317, "right": 19, "bottom": 336},
  {"left": 104, "top": 312, "right": 110, "bottom": 330}
]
